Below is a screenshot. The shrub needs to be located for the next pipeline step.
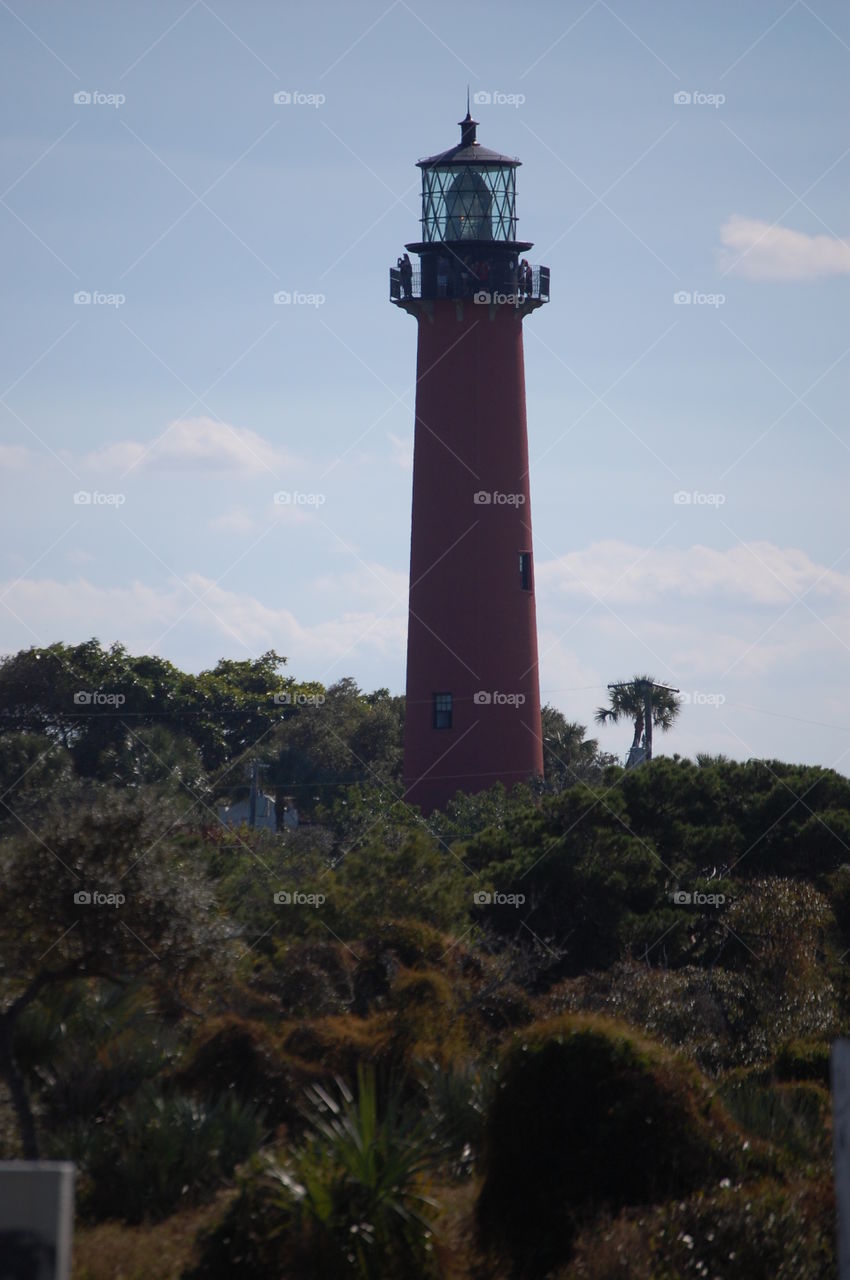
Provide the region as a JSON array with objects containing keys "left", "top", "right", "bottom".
[
  {"left": 362, "top": 920, "right": 449, "bottom": 968},
  {"left": 42, "top": 1026, "right": 171, "bottom": 1131},
  {"left": 251, "top": 939, "right": 354, "bottom": 1017},
  {"left": 282, "top": 1014, "right": 393, "bottom": 1081},
  {"left": 351, "top": 920, "right": 452, "bottom": 1016},
  {"left": 476, "top": 1014, "right": 762, "bottom": 1278},
  {"left": 415, "top": 1057, "right": 497, "bottom": 1177},
  {"left": 71, "top": 1198, "right": 227, "bottom": 1280},
  {"left": 388, "top": 969, "right": 465, "bottom": 1063},
  {"left": 719, "top": 1076, "right": 831, "bottom": 1163},
  {"left": 71, "top": 1085, "right": 262, "bottom": 1222},
  {"left": 327, "top": 833, "right": 470, "bottom": 937},
  {"left": 547, "top": 957, "right": 834, "bottom": 1074},
  {"left": 563, "top": 1177, "right": 835, "bottom": 1279},
  {"left": 775, "top": 1038, "right": 831, "bottom": 1087},
  {"left": 186, "top": 1065, "right": 442, "bottom": 1280},
  {"left": 172, "top": 1015, "right": 301, "bottom": 1129}
]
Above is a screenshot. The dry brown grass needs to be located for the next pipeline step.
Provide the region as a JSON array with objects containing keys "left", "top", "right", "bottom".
[{"left": 71, "top": 1192, "right": 235, "bottom": 1280}]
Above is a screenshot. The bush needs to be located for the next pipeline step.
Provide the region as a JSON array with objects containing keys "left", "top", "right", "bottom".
[
  {"left": 71, "top": 1085, "right": 262, "bottom": 1222},
  {"left": 564, "top": 1177, "right": 835, "bottom": 1279},
  {"left": 362, "top": 920, "right": 450, "bottom": 968},
  {"left": 282, "top": 1013, "right": 393, "bottom": 1081},
  {"left": 173, "top": 1015, "right": 302, "bottom": 1129},
  {"left": 415, "top": 1057, "right": 497, "bottom": 1177},
  {"left": 775, "top": 1038, "right": 831, "bottom": 1087},
  {"left": 476, "top": 1014, "right": 762, "bottom": 1278},
  {"left": 388, "top": 969, "right": 465, "bottom": 1063},
  {"left": 327, "top": 833, "right": 470, "bottom": 937},
  {"left": 42, "top": 1022, "right": 171, "bottom": 1131},
  {"left": 719, "top": 1076, "right": 831, "bottom": 1163},
  {"left": 186, "top": 1065, "right": 442, "bottom": 1280},
  {"left": 547, "top": 957, "right": 835, "bottom": 1074},
  {"left": 251, "top": 939, "right": 354, "bottom": 1017}
]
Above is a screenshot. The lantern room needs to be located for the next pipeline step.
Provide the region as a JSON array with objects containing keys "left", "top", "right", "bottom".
[
  {"left": 390, "top": 108, "right": 550, "bottom": 308},
  {"left": 419, "top": 111, "right": 519, "bottom": 243}
]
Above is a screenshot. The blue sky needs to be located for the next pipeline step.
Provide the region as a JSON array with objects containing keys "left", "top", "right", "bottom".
[{"left": 1, "top": 0, "right": 848, "bottom": 769}]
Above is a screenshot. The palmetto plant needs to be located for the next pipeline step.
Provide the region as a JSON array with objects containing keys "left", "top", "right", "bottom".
[
  {"left": 262, "top": 1063, "right": 443, "bottom": 1279},
  {"left": 595, "top": 674, "right": 681, "bottom": 758}
]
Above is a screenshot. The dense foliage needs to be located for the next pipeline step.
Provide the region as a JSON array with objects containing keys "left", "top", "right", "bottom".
[{"left": 0, "top": 639, "right": 845, "bottom": 1279}]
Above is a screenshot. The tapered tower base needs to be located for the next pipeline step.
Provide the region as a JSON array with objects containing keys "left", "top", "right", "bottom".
[{"left": 401, "top": 296, "right": 544, "bottom": 813}]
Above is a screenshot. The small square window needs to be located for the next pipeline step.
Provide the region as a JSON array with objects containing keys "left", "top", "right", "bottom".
[
  {"left": 433, "top": 692, "right": 453, "bottom": 729},
  {"left": 519, "top": 551, "right": 533, "bottom": 591}
]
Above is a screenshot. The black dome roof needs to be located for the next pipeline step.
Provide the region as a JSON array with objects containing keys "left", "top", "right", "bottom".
[{"left": 417, "top": 111, "right": 520, "bottom": 170}]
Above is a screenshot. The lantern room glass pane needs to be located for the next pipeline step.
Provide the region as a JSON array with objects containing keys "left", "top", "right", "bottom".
[{"left": 422, "top": 165, "right": 517, "bottom": 243}]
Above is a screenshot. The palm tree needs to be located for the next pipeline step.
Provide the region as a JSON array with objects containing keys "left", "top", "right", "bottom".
[{"left": 594, "top": 675, "right": 681, "bottom": 763}]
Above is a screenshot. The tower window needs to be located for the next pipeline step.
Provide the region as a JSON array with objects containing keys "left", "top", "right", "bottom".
[
  {"left": 433, "top": 692, "right": 453, "bottom": 729},
  {"left": 519, "top": 551, "right": 533, "bottom": 591}
]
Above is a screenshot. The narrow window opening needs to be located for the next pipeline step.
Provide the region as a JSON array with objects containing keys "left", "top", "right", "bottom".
[
  {"left": 519, "top": 551, "right": 533, "bottom": 591},
  {"left": 433, "top": 692, "right": 453, "bottom": 729}
]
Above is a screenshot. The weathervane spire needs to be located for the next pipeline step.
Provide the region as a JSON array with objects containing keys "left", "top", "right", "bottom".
[{"left": 459, "top": 89, "right": 478, "bottom": 147}]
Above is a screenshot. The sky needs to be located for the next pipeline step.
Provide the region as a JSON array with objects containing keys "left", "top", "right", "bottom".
[{"left": 0, "top": 0, "right": 848, "bottom": 771}]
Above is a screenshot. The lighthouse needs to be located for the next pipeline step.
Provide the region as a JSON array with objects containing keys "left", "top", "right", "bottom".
[{"left": 390, "top": 106, "right": 550, "bottom": 814}]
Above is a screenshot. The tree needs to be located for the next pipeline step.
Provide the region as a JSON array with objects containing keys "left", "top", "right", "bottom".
[
  {"left": 595, "top": 676, "right": 681, "bottom": 761},
  {"left": 540, "top": 706, "right": 617, "bottom": 791},
  {"left": 0, "top": 732, "right": 75, "bottom": 834},
  {"left": 0, "top": 789, "right": 230, "bottom": 1156},
  {"left": 0, "top": 640, "right": 298, "bottom": 780},
  {"left": 269, "top": 679, "right": 404, "bottom": 820}
]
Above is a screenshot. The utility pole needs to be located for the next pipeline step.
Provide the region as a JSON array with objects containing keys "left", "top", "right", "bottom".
[{"left": 607, "top": 679, "right": 679, "bottom": 766}]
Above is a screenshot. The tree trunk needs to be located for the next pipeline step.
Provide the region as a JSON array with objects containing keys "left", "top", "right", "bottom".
[
  {"left": 0, "top": 1014, "right": 39, "bottom": 1158},
  {"left": 631, "top": 712, "right": 644, "bottom": 751}
]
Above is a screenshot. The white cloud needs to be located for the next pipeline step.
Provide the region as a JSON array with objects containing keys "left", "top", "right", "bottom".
[
  {"left": 2, "top": 541, "right": 848, "bottom": 771},
  {"left": 64, "top": 547, "right": 95, "bottom": 565},
  {"left": 84, "top": 417, "right": 294, "bottom": 475},
  {"left": 209, "top": 507, "right": 261, "bottom": 535},
  {"left": 537, "top": 539, "right": 850, "bottom": 608},
  {"left": 536, "top": 643, "right": 602, "bottom": 706},
  {"left": 313, "top": 562, "right": 409, "bottom": 609},
  {"left": 718, "top": 215, "right": 850, "bottom": 281},
  {"left": 0, "top": 573, "right": 406, "bottom": 679},
  {"left": 0, "top": 445, "right": 33, "bottom": 469}
]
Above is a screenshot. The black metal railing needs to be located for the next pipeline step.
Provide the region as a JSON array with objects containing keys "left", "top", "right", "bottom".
[{"left": 390, "top": 263, "right": 550, "bottom": 304}]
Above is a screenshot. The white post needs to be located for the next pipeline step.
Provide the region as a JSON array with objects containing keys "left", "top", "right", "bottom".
[
  {"left": 832, "top": 1040, "right": 850, "bottom": 1279},
  {"left": 0, "top": 1161, "right": 75, "bottom": 1279}
]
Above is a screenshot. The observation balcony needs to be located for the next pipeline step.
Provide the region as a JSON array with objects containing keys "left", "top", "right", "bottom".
[{"left": 390, "top": 259, "right": 550, "bottom": 307}]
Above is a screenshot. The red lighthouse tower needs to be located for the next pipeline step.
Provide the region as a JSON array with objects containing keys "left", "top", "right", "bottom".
[{"left": 391, "top": 107, "right": 550, "bottom": 814}]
